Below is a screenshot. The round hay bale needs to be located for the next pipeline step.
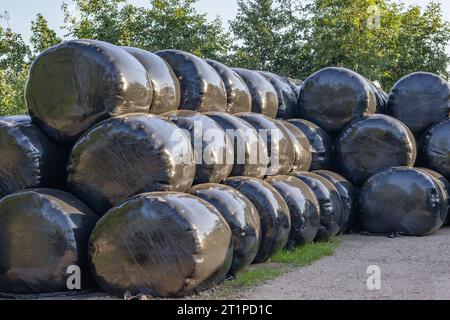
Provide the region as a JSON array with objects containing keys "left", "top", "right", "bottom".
[{"left": 278, "top": 120, "right": 312, "bottom": 172}]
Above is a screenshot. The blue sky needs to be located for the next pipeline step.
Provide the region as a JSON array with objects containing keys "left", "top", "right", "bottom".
[{"left": 1, "top": 0, "right": 449, "bottom": 43}]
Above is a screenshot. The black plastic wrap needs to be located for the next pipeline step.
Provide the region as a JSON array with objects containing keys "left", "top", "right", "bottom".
[
  {"left": 0, "top": 117, "right": 65, "bottom": 198},
  {"left": 232, "top": 68, "right": 279, "bottom": 118},
  {"left": 122, "top": 47, "right": 180, "bottom": 114},
  {"left": 206, "top": 60, "right": 252, "bottom": 114},
  {"left": 236, "top": 113, "right": 295, "bottom": 176},
  {"left": 287, "top": 78, "right": 303, "bottom": 99},
  {"left": 189, "top": 184, "right": 261, "bottom": 275},
  {"left": 206, "top": 112, "right": 268, "bottom": 178},
  {"left": 67, "top": 113, "right": 196, "bottom": 214},
  {"left": 89, "top": 192, "right": 233, "bottom": 298},
  {"left": 298, "top": 67, "right": 376, "bottom": 135},
  {"left": 223, "top": 177, "right": 291, "bottom": 263},
  {"left": 26, "top": 39, "right": 153, "bottom": 143},
  {"left": 259, "top": 71, "right": 298, "bottom": 120},
  {"left": 313, "top": 170, "right": 356, "bottom": 233},
  {"left": 278, "top": 121, "right": 312, "bottom": 172},
  {"left": 387, "top": 72, "right": 450, "bottom": 137},
  {"left": 0, "top": 189, "right": 99, "bottom": 294},
  {"left": 155, "top": 50, "right": 227, "bottom": 112},
  {"left": 287, "top": 119, "right": 333, "bottom": 170},
  {"left": 335, "top": 114, "right": 417, "bottom": 186},
  {"left": 358, "top": 167, "right": 447, "bottom": 236},
  {"left": 369, "top": 82, "right": 388, "bottom": 114},
  {"left": 164, "top": 111, "right": 233, "bottom": 184},
  {"left": 265, "top": 176, "right": 320, "bottom": 248},
  {"left": 419, "top": 119, "right": 450, "bottom": 180},
  {"left": 291, "top": 172, "right": 343, "bottom": 241}
]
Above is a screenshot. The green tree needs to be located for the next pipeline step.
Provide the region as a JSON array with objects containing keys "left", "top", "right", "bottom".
[{"left": 30, "top": 13, "right": 62, "bottom": 55}]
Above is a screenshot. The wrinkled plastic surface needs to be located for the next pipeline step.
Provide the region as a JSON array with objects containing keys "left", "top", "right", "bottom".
[
  {"left": 67, "top": 113, "right": 196, "bottom": 214},
  {"left": 223, "top": 177, "right": 291, "bottom": 263},
  {"left": 26, "top": 39, "right": 153, "bottom": 143},
  {"left": 359, "top": 167, "right": 447, "bottom": 236},
  {"left": 0, "top": 189, "right": 98, "bottom": 294},
  {"left": 314, "top": 170, "right": 356, "bottom": 233},
  {"left": 336, "top": 115, "right": 417, "bottom": 185},
  {"left": 122, "top": 47, "right": 180, "bottom": 114},
  {"left": 265, "top": 176, "right": 320, "bottom": 248},
  {"left": 388, "top": 72, "right": 450, "bottom": 137},
  {"left": 298, "top": 67, "right": 376, "bottom": 135},
  {"left": 0, "top": 117, "right": 65, "bottom": 198},
  {"left": 206, "top": 60, "right": 252, "bottom": 114},
  {"left": 259, "top": 71, "right": 298, "bottom": 120},
  {"left": 278, "top": 121, "right": 312, "bottom": 172},
  {"left": 368, "top": 81, "right": 388, "bottom": 114},
  {"left": 206, "top": 112, "right": 268, "bottom": 178},
  {"left": 89, "top": 192, "right": 233, "bottom": 298},
  {"left": 291, "top": 172, "right": 343, "bottom": 241},
  {"left": 189, "top": 184, "right": 261, "bottom": 275},
  {"left": 287, "top": 78, "right": 303, "bottom": 99},
  {"left": 233, "top": 68, "right": 279, "bottom": 118},
  {"left": 287, "top": 119, "right": 333, "bottom": 170},
  {"left": 236, "top": 113, "right": 295, "bottom": 176},
  {"left": 164, "top": 111, "right": 233, "bottom": 184},
  {"left": 155, "top": 50, "right": 227, "bottom": 112}
]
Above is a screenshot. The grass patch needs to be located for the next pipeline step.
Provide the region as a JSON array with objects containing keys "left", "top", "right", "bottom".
[{"left": 233, "top": 265, "right": 285, "bottom": 287}]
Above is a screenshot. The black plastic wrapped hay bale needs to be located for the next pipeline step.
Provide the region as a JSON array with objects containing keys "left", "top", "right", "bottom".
[
  {"left": 387, "top": 72, "right": 450, "bottom": 137},
  {"left": 259, "top": 71, "right": 298, "bottom": 120},
  {"left": 67, "top": 113, "right": 196, "bottom": 214},
  {"left": 278, "top": 121, "right": 312, "bottom": 172},
  {"left": 189, "top": 184, "right": 261, "bottom": 275},
  {"left": 155, "top": 50, "right": 227, "bottom": 112},
  {"left": 359, "top": 167, "right": 447, "bottom": 236},
  {"left": 335, "top": 114, "right": 417, "bottom": 186},
  {"left": 236, "top": 113, "right": 295, "bottom": 176},
  {"left": 89, "top": 192, "right": 233, "bottom": 298},
  {"left": 0, "top": 189, "right": 98, "bottom": 294},
  {"left": 206, "top": 112, "right": 268, "bottom": 178},
  {"left": 291, "top": 172, "right": 343, "bottom": 241},
  {"left": 206, "top": 60, "right": 252, "bottom": 114},
  {"left": 287, "top": 78, "right": 303, "bottom": 99},
  {"left": 265, "top": 176, "right": 320, "bottom": 248},
  {"left": 26, "top": 39, "right": 153, "bottom": 143},
  {"left": 287, "top": 119, "right": 333, "bottom": 171},
  {"left": 223, "top": 177, "right": 291, "bottom": 263},
  {"left": 164, "top": 111, "right": 233, "bottom": 184},
  {"left": 122, "top": 47, "right": 180, "bottom": 114},
  {"left": 0, "top": 117, "right": 65, "bottom": 198},
  {"left": 298, "top": 67, "right": 376, "bottom": 136},
  {"left": 233, "top": 68, "right": 279, "bottom": 118},
  {"left": 313, "top": 170, "right": 356, "bottom": 233}
]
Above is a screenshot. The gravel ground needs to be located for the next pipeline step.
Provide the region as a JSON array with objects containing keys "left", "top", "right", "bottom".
[{"left": 239, "top": 227, "right": 450, "bottom": 300}]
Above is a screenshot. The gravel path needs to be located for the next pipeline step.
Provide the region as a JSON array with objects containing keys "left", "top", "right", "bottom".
[{"left": 240, "top": 227, "right": 450, "bottom": 300}]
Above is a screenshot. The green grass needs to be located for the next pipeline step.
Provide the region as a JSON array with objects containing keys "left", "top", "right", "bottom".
[{"left": 233, "top": 266, "right": 286, "bottom": 287}]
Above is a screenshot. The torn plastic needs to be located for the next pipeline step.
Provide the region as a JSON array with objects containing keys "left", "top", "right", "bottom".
[
  {"left": 26, "top": 39, "right": 153, "bottom": 143},
  {"left": 155, "top": 50, "right": 227, "bottom": 112},
  {"left": 189, "top": 184, "right": 261, "bottom": 275},
  {"left": 313, "top": 170, "right": 356, "bottom": 233},
  {"left": 287, "top": 119, "right": 333, "bottom": 171},
  {"left": 236, "top": 113, "right": 295, "bottom": 176},
  {"left": 0, "top": 117, "right": 65, "bottom": 198},
  {"left": 122, "top": 47, "right": 180, "bottom": 114},
  {"left": 387, "top": 72, "right": 450, "bottom": 137},
  {"left": 233, "top": 68, "right": 279, "bottom": 118},
  {"left": 335, "top": 114, "right": 417, "bottom": 186},
  {"left": 265, "top": 176, "right": 320, "bottom": 249},
  {"left": 206, "top": 112, "right": 268, "bottom": 178},
  {"left": 278, "top": 121, "right": 312, "bottom": 172},
  {"left": 259, "top": 71, "right": 298, "bottom": 120},
  {"left": 223, "top": 177, "right": 291, "bottom": 263},
  {"left": 291, "top": 172, "right": 343, "bottom": 241},
  {"left": 298, "top": 67, "right": 376, "bottom": 135},
  {"left": 206, "top": 60, "right": 252, "bottom": 114},
  {"left": 164, "top": 111, "right": 233, "bottom": 184},
  {"left": 67, "top": 113, "right": 196, "bottom": 214},
  {"left": 89, "top": 192, "right": 233, "bottom": 298},
  {"left": 358, "top": 167, "right": 447, "bottom": 236},
  {"left": 0, "top": 189, "right": 99, "bottom": 294}
]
